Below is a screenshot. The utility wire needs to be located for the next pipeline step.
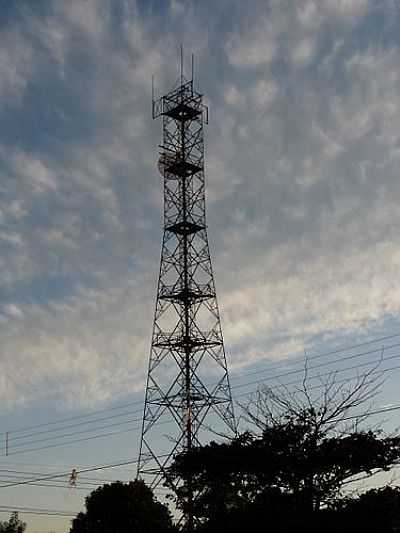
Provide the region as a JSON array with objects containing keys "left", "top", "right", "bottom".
[
  {"left": 5, "top": 358, "right": 400, "bottom": 456},
  {"left": 0, "top": 473, "right": 106, "bottom": 489},
  {"left": 5, "top": 427, "right": 145, "bottom": 457},
  {"left": 231, "top": 335, "right": 400, "bottom": 382},
  {"left": 2, "top": 339, "right": 400, "bottom": 457},
  {"left": 0, "top": 455, "right": 169, "bottom": 489},
  {"left": 3, "top": 337, "right": 397, "bottom": 448},
  {"left": 0, "top": 504, "right": 75, "bottom": 517},
  {"left": 3, "top": 332, "right": 398, "bottom": 438},
  {"left": 4, "top": 397, "right": 400, "bottom": 492},
  {"left": 3, "top": 370, "right": 399, "bottom": 458},
  {"left": 1, "top": 401, "right": 144, "bottom": 437},
  {"left": 234, "top": 365, "right": 384, "bottom": 401},
  {"left": 235, "top": 356, "right": 400, "bottom": 399},
  {"left": 7, "top": 399, "right": 400, "bottom": 476},
  {"left": 0, "top": 469, "right": 126, "bottom": 484},
  {"left": 231, "top": 344, "right": 391, "bottom": 392},
  {"left": 8, "top": 416, "right": 143, "bottom": 449},
  {"left": 0, "top": 481, "right": 92, "bottom": 490},
  {"left": 4, "top": 401, "right": 400, "bottom": 490},
  {"left": 7, "top": 409, "right": 141, "bottom": 442}
]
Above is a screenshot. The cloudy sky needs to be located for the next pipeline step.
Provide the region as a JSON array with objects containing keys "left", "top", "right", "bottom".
[{"left": 1, "top": 0, "right": 400, "bottom": 528}]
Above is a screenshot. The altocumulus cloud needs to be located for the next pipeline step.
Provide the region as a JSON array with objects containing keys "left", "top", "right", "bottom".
[{"left": 0, "top": 0, "right": 400, "bottom": 409}]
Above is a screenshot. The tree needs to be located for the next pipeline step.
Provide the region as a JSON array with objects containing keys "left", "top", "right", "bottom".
[
  {"left": 0, "top": 513, "right": 26, "bottom": 533},
  {"left": 70, "top": 480, "right": 175, "bottom": 533},
  {"left": 169, "top": 364, "right": 400, "bottom": 531},
  {"left": 338, "top": 486, "right": 400, "bottom": 532}
]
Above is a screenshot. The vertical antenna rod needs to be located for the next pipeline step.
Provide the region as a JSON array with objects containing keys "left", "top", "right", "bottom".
[{"left": 180, "top": 44, "right": 184, "bottom": 85}]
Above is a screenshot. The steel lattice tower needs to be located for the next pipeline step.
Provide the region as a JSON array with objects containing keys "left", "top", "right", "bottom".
[{"left": 137, "top": 63, "right": 236, "bottom": 494}]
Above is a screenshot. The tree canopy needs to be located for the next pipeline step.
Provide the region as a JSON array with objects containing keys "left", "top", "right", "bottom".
[
  {"left": 0, "top": 513, "right": 26, "bottom": 533},
  {"left": 170, "top": 426, "right": 400, "bottom": 531},
  {"left": 70, "top": 480, "right": 175, "bottom": 533},
  {"left": 169, "top": 368, "right": 400, "bottom": 532}
]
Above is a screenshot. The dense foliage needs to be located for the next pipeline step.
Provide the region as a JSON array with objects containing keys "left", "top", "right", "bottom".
[
  {"left": 70, "top": 480, "right": 174, "bottom": 533},
  {"left": 170, "top": 425, "right": 400, "bottom": 531},
  {"left": 0, "top": 513, "right": 26, "bottom": 533},
  {"left": 169, "top": 373, "right": 400, "bottom": 532}
]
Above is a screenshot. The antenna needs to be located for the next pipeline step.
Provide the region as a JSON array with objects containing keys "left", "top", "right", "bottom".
[
  {"left": 138, "top": 59, "right": 237, "bottom": 529},
  {"left": 180, "top": 44, "right": 184, "bottom": 84},
  {"left": 151, "top": 75, "right": 155, "bottom": 118},
  {"left": 191, "top": 53, "right": 194, "bottom": 83}
]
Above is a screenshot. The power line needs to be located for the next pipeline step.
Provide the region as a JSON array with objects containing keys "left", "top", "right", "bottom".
[
  {"left": 234, "top": 364, "right": 387, "bottom": 402},
  {"left": 4, "top": 396, "right": 400, "bottom": 493},
  {"left": 0, "top": 480, "right": 94, "bottom": 491},
  {"left": 231, "top": 343, "right": 390, "bottom": 392},
  {"left": 234, "top": 354, "right": 400, "bottom": 398},
  {"left": 1, "top": 401, "right": 144, "bottom": 437},
  {"left": 3, "top": 399, "right": 400, "bottom": 491},
  {"left": 0, "top": 504, "right": 75, "bottom": 517},
  {"left": 0, "top": 473, "right": 106, "bottom": 489},
  {"left": 3, "top": 336, "right": 396, "bottom": 449},
  {"left": 2, "top": 340, "right": 400, "bottom": 457},
  {"left": 339, "top": 403, "right": 400, "bottom": 422},
  {"left": 3, "top": 332, "right": 398, "bottom": 439},
  {"left": 4, "top": 367, "right": 399, "bottom": 459},
  {"left": 5, "top": 357, "right": 400, "bottom": 456},
  {"left": 5, "top": 426, "right": 144, "bottom": 457},
  {"left": 0, "top": 459, "right": 126, "bottom": 469},
  {"left": 7, "top": 408, "right": 141, "bottom": 442},
  {"left": 0, "top": 455, "right": 169, "bottom": 489},
  {"left": 8, "top": 415, "right": 143, "bottom": 449},
  {"left": 0, "top": 473, "right": 166, "bottom": 494},
  {"left": 230, "top": 333, "right": 400, "bottom": 382},
  {"left": 0, "top": 469, "right": 126, "bottom": 484}
]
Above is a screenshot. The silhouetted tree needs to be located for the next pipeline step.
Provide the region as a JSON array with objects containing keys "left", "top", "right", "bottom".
[
  {"left": 0, "top": 513, "right": 26, "bottom": 533},
  {"left": 338, "top": 486, "right": 400, "bottom": 532},
  {"left": 70, "top": 480, "right": 175, "bottom": 533},
  {"left": 170, "top": 363, "right": 400, "bottom": 531}
]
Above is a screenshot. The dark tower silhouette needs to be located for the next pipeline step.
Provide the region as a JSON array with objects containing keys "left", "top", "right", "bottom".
[{"left": 137, "top": 58, "right": 236, "bottom": 514}]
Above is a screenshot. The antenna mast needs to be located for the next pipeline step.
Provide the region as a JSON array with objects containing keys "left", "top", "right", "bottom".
[{"left": 138, "top": 57, "right": 236, "bottom": 527}]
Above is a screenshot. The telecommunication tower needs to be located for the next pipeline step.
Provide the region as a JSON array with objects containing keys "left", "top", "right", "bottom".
[{"left": 137, "top": 57, "right": 236, "bottom": 496}]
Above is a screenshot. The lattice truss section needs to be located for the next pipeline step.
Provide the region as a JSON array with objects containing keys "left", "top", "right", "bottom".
[{"left": 138, "top": 78, "right": 236, "bottom": 489}]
